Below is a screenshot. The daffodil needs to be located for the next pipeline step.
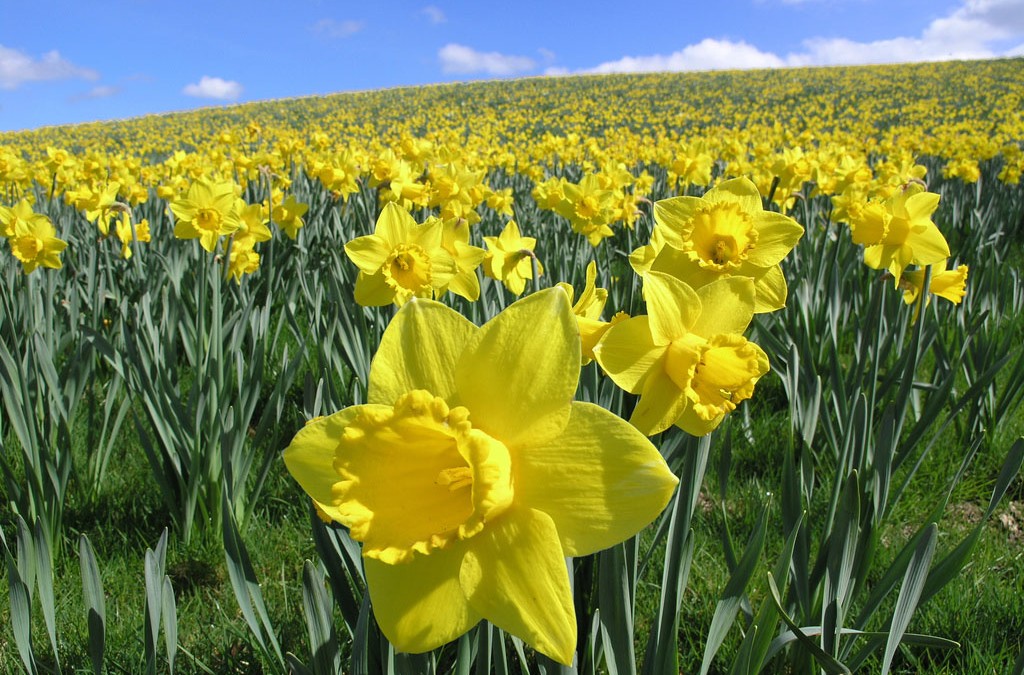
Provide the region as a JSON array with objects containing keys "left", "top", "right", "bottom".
[
  {"left": 283, "top": 290, "right": 678, "bottom": 664},
  {"left": 557, "top": 261, "right": 618, "bottom": 363},
  {"left": 272, "top": 194, "right": 309, "bottom": 240},
  {"left": 594, "top": 272, "right": 769, "bottom": 437},
  {"left": 345, "top": 202, "right": 458, "bottom": 306},
  {"left": 849, "top": 187, "right": 950, "bottom": 284},
  {"left": 630, "top": 177, "right": 804, "bottom": 313},
  {"left": 899, "top": 260, "right": 968, "bottom": 307},
  {"left": 170, "top": 178, "right": 241, "bottom": 252},
  {"left": 113, "top": 215, "right": 151, "bottom": 260},
  {"left": 437, "top": 216, "right": 486, "bottom": 302},
  {"left": 1, "top": 199, "right": 49, "bottom": 239},
  {"left": 5, "top": 208, "right": 67, "bottom": 273},
  {"left": 482, "top": 219, "right": 543, "bottom": 296}
]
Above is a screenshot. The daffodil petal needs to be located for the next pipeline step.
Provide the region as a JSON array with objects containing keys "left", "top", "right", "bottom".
[
  {"left": 704, "top": 176, "right": 762, "bottom": 214},
  {"left": 459, "top": 507, "right": 576, "bottom": 665},
  {"left": 629, "top": 368, "right": 688, "bottom": 436},
  {"left": 674, "top": 401, "right": 725, "bottom": 437},
  {"left": 370, "top": 298, "right": 477, "bottom": 405},
  {"left": 516, "top": 401, "right": 678, "bottom": 556},
  {"left": 690, "top": 277, "right": 756, "bottom": 337},
  {"left": 752, "top": 264, "right": 788, "bottom": 313},
  {"left": 908, "top": 225, "right": 951, "bottom": 266},
  {"left": 283, "top": 406, "right": 385, "bottom": 518},
  {"left": 653, "top": 195, "right": 700, "bottom": 247},
  {"left": 364, "top": 544, "right": 481, "bottom": 654},
  {"left": 455, "top": 289, "right": 577, "bottom": 448},
  {"left": 747, "top": 211, "right": 804, "bottom": 267},
  {"left": 593, "top": 315, "right": 662, "bottom": 394},
  {"left": 376, "top": 202, "right": 414, "bottom": 246},
  {"left": 643, "top": 271, "right": 701, "bottom": 344},
  {"left": 354, "top": 270, "right": 397, "bottom": 306},
  {"left": 345, "top": 234, "right": 391, "bottom": 274}
]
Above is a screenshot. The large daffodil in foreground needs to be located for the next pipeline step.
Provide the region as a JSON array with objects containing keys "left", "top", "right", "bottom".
[
  {"left": 595, "top": 272, "right": 769, "bottom": 437},
  {"left": 629, "top": 177, "right": 804, "bottom": 313},
  {"left": 283, "top": 289, "right": 678, "bottom": 664}
]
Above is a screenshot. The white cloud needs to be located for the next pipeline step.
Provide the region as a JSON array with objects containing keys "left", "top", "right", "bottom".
[
  {"left": 574, "top": 0, "right": 1024, "bottom": 76},
  {"left": 422, "top": 5, "right": 446, "bottom": 24},
  {"left": 589, "top": 38, "right": 785, "bottom": 74},
  {"left": 0, "top": 44, "right": 98, "bottom": 90},
  {"left": 312, "top": 18, "right": 365, "bottom": 38},
  {"left": 70, "top": 84, "right": 120, "bottom": 102},
  {"left": 182, "top": 76, "right": 243, "bottom": 101},
  {"left": 438, "top": 44, "right": 535, "bottom": 75}
]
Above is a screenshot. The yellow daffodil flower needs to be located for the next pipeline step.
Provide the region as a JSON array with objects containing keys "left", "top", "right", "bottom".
[
  {"left": 6, "top": 207, "right": 67, "bottom": 273},
  {"left": 849, "top": 187, "right": 950, "bottom": 284},
  {"left": 1, "top": 199, "right": 49, "bottom": 239},
  {"left": 482, "top": 219, "right": 543, "bottom": 296},
  {"left": 556, "top": 261, "right": 618, "bottom": 363},
  {"left": 170, "top": 178, "right": 241, "bottom": 252},
  {"left": 272, "top": 194, "right": 309, "bottom": 240},
  {"left": 437, "top": 216, "right": 486, "bottom": 302},
  {"left": 114, "top": 215, "right": 150, "bottom": 260},
  {"left": 345, "top": 202, "right": 458, "bottom": 306},
  {"left": 595, "top": 272, "right": 769, "bottom": 437},
  {"left": 283, "top": 290, "right": 678, "bottom": 664},
  {"left": 899, "top": 260, "right": 968, "bottom": 307},
  {"left": 631, "top": 177, "right": 804, "bottom": 313}
]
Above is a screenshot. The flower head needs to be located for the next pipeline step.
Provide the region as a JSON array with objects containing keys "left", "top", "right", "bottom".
[
  {"left": 899, "top": 260, "right": 968, "bottom": 307},
  {"left": 849, "top": 186, "right": 949, "bottom": 283},
  {"left": 631, "top": 177, "right": 804, "bottom": 313},
  {"left": 170, "top": 178, "right": 241, "bottom": 252},
  {"left": 4, "top": 206, "right": 67, "bottom": 273},
  {"left": 595, "top": 272, "right": 769, "bottom": 437},
  {"left": 283, "top": 290, "right": 677, "bottom": 664},
  {"left": 345, "top": 202, "right": 458, "bottom": 306},
  {"left": 482, "top": 219, "right": 543, "bottom": 296}
]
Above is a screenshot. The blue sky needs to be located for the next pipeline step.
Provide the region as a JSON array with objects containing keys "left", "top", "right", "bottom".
[{"left": 2, "top": 0, "right": 1022, "bottom": 132}]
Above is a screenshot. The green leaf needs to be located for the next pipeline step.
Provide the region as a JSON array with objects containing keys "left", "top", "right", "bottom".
[
  {"left": 880, "top": 523, "right": 937, "bottom": 675},
  {"left": 700, "top": 493, "right": 771, "bottom": 675},
  {"left": 79, "top": 535, "right": 106, "bottom": 675}
]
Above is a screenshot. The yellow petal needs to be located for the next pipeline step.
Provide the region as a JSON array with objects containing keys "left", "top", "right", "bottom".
[
  {"left": 515, "top": 402, "right": 678, "bottom": 556},
  {"left": 353, "top": 270, "right": 397, "bottom": 307},
  {"left": 689, "top": 277, "right": 756, "bottom": 337},
  {"left": 282, "top": 407, "right": 383, "bottom": 521},
  {"left": 364, "top": 543, "right": 481, "bottom": 654},
  {"left": 593, "top": 315, "right": 662, "bottom": 394},
  {"left": 629, "top": 367, "right": 689, "bottom": 436},
  {"left": 459, "top": 507, "right": 576, "bottom": 665},
  {"left": 454, "top": 289, "right": 577, "bottom": 448},
  {"left": 344, "top": 234, "right": 391, "bottom": 274},
  {"left": 704, "top": 176, "right": 763, "bottom": 214},
  {"left": 370, "top": 298, "right": 477, "bottom": 406},
  {"left": 376, "top": 202, "right": 414, "bottom": 246},
  {"left": 751, "top": 264, "right": 788, "bottom": 313},
  {"left": 747, "top": 211, "right": 804, "bottom": 267},
  {"left": 642, "top": 271, "right": 701, "bottom": 345},
  {"left": 908, "top": 224, "right": 951, "bottom": 266}
]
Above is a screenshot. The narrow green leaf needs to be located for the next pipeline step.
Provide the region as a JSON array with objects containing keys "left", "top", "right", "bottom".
[
  {"left": 880, "top": 523, "right": 937, "bottom": 675},
  {"left": 79, "top": 535, "right": 106, "bottom": 675},
  {"left": 700, "top": 494, "right": 771, "bottom": 675}
]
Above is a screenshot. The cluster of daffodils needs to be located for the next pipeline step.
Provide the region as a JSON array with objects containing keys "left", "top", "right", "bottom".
[
  {"left": 0, "top": 199, "right": 67, "bottom": 274},
  {"left": 344, "top": 203, "right": 551, "bottom": 305},
  {"left": 64, "top": 180, "right": 152, "bottom": 259},
  {"left": 841, "top": 182, "right": 967, "bottom": 310},
  {"left": 591, "top": 177, "right": 803, "bottom": 437},
  {"left": 168, "top": 177, "right": 307, "bottom": 282},
  {"left": 532, "top": 167, "right": 652, "bottom": 246}
]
